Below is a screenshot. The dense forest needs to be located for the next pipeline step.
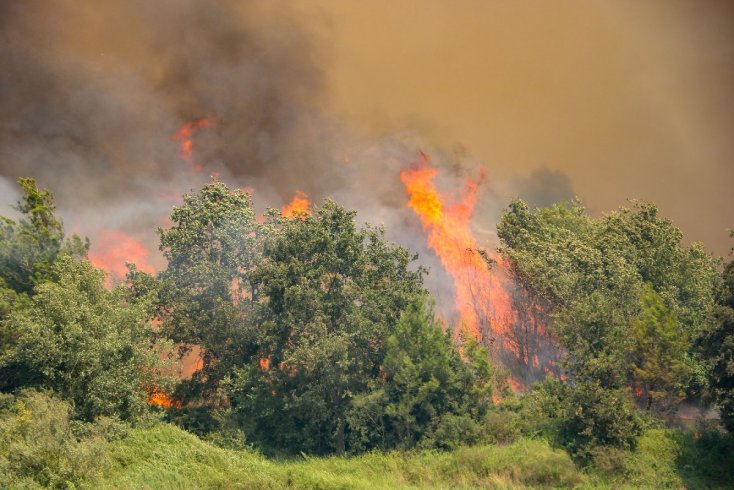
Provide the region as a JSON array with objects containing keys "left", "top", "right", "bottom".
[{"left": 1, "top": 178, "right": 733, "bottom": 488}]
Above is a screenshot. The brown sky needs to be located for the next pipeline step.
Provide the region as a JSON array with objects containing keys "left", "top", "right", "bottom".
[
  {"left": 290, "top": 0, "right": 734, "bottom": 256},
  {"left": 1, "top": 0, "right": 731, "bottom": 260}
]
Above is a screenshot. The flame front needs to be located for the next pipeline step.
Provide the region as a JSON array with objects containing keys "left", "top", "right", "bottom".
[
  {"left": 399, "top": 152, "right": 515, "bottom": 344},
  {"left": 282, "top": 190, "right": 311, "bottom": 218}
]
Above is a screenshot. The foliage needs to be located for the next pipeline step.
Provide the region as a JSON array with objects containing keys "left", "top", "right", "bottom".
[
  {"left": 497, "top": 199, "right": 718, "bottom": 403},
  {"left": 519, "top": 378, "right": 643, "bottom": 461},
  {"left": 0, "top": 178, "right": 88, "bottom": 391},
  {"left": 347, "top": 299, "right": 493, "bottom": 452},
  {"left": 628, "top": 284, "right": 694, "bottom": 414},
  {"left": 587, "top": 424, "right": 734, "bottom": 488},
  {"left": 154, "top": 182, "right": 275, "bottom": 437},
  {"left": 0, "top": 178, "right": 88, "bottom": 296},
  {"left": 0, "top": 390, "right": 110, "bottom": 489},
  {"left": 226, "top": 200, "right": 426, "bottom": 455},
  {"left": 157, "top": 181, "right": 264, "bottom": 402},
  {"left": 5, "top": 257, "right": 171, "bottom": 421},
  {"left": 698, "top": 234, "right": 734, "bottom": 432}
]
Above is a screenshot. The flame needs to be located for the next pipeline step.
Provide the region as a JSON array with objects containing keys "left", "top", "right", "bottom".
[
  {"left": 89, "top": 230, "right": 155, "bottom": 283},
  {"left": 400, "top": 152, "right": 515, "bottom": 344},
  {"left": 147, "top": 389, "right": 180, "bottom": 409},
  {"left": 282, "top": 190, "right": 311, "bottom": 218},
  {"left": 173, "top": 117, "right": 216, "bottom": 170}
]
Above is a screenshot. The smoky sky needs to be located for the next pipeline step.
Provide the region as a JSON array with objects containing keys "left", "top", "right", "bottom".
[
  {"left": 0, "top": 1, "right": 333, "bottom": 205},
  {"left": 0, "top": 0, "right": 729, "bottom": 276},
  {"left": 0, "top": 0, "right": 476, "bottom": 309}
]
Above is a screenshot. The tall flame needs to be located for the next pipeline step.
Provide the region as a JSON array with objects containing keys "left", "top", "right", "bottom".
[
  {"left": 399, "top": 152, "right": 515, "bottom": 344},
  {"left": 282, "top": 190, "right": 311, "bottom": 218}
]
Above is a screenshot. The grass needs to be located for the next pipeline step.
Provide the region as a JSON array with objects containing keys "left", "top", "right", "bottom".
[
  {"left": 93, "top": 424, "right": 584, "bottom": 489},
  {"left": 3, "top": 392, "right": 731, "bottom": 489}
]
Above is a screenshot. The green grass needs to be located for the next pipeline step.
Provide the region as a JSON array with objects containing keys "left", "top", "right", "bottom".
[
  {"left": 92, "top": 423, "right": 734, "bottom": 489},
  {"left": 93, "top": 424, "right": 584, "bottom": 489},
  {"left": 4, "top": 395, "right": 731, "bottom": 490}
]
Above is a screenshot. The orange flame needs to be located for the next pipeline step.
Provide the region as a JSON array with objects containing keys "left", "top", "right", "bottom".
[
  {"left": 282, "top": 190, "right": 311, "bottom": 218},
  {"left": 399, "top": 152, "right": 515, "bottom": 344},
  {"left": 173, "top": 117, "right": 216, "bottom": 170},
  {"left": 89, "top": 230, "right": 155, "bottom": 283},
  {"left": 147, "top": 389, "right": 180, "bottom": 409}
]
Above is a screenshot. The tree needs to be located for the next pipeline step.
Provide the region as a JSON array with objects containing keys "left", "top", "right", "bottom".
[
  {"left": 699, "top": 235, "right": 734, "bottom": 432},
  {"left": 497, "top": 199, "right": 717, "bottom": 397},
  {"left": 0, "top": 178, "right": 87, "bottom": 296},
  {"left": 497, "top": 198, "right": 718, "bottom": 457},
  {"left": 628, "top": 285, "right": 693, "bottom": 414},
  {"left": 226, "top": 200, "right": 426, "bottom": 455},
  {"left": 157, "top": 181, "right": 264, "bottom": 402},
  {"left": 0, "top": 178, "right": 88, "bottom": 390},
  {"left": 347, "top": 298, "right": 493, "bottom": 452},
  {"left": 5, "top": 257, "right": 169, "bottom": 421}
]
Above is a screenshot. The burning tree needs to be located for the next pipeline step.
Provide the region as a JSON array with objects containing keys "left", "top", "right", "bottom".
[{"left": 399, "top": 152, "right": 558, "bottom": 389}]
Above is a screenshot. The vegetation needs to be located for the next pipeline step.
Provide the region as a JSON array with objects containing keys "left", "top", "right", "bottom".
[
  {"left": 226, "top": 200, "right": 427, "bottom": 455},
  {"left": 1, "top": 178, "right": 733, "bottom": 488},
  {"left": 699, "top": 233, "right": 734, "bottom": 432},
  {"left": 497, "top": 199, "right": 720, "bottom": 458}
]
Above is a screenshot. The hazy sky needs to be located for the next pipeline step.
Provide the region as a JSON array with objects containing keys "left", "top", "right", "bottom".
[
  {"left": 1, "top": 0, "right": 732, "bottom": 257},
  {"left": 296, "top": 0, "right": 734, "bottom": 255}
]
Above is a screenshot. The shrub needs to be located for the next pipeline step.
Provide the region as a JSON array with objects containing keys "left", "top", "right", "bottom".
[{"left": 0, "top": 390, "right": 109, "bottom": 488}]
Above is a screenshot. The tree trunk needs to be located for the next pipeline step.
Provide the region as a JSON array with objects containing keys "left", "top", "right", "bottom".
[{"left": 335, "top": 416, "right": 345, "bottom": 455}]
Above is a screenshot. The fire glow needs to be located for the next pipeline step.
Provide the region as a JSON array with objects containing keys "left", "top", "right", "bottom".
[
  {"left": 148, "top": 388, "right": 179, "bottom": 409},
  {"left": 282, "top": 190, "right": 311, "bottom": 218},
  {"left": 89, "top": 230, "right": 156, "bottom": 281},
  {"left": 173, "top": 117, "right": 216, "bottom": 172}
]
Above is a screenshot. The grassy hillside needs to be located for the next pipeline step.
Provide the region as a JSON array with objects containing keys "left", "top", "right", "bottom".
[
  {"left": 3, "top": 391, "right": 731, "bottom": 489},
  {"left": 95, "top": 424, "right": 584, "bottom": 489},
  {"left": 87, "top": 423, "right": 733, "bottom": 489}
]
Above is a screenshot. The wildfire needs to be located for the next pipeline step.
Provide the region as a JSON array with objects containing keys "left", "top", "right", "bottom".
[
  {"left": 399, "top": 152, "right": 515, "bottom": 344},
  {"left": 173, "top": 117, "right": 216, "bottom": 169},
  {"left": 89, "top": 230, "right": 156, "bottom": 283},
  {"left": 147, "top": 388, "right": 179, "bottom": 409},
  {"left": 282, "top": 190, "right": 311, "bottom": 218}
]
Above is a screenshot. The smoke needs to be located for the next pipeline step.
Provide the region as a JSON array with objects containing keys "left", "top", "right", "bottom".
[
  {"left": 0, "top": 1, "right": 570, "bottom": 386},
  {"left": 0, "top": 1, "right": 467, "bottom": 275},
  {"left": 0, "top": 6, "right": 517, "bottom": 283},
  {"left": 509, "top": 168, "right": 575, "bottom": 209},
  {"left": 0, "top": 1, "right": 325, "bottom": 244}
]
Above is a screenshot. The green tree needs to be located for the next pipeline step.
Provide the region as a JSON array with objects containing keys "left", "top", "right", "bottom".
[
  {"left": 497, "top": 199, "right": 717, "bottom": 456},
  {"left": 347, "top": 298, "right": 493, "bottom": 452},
  {"left": 699, "top": 236, "right": 734, "bottom": 432},
  {"left": 226, "top": 200, "right": 425, "bottom": 455},
  {"left": 157, "top": 181, "right": 264, "bottom": 402},
  {"left": 6, "top": 257, "right": 169, "bottom": 421},
  {"left": 0, "top": 178, "right": 87, "bottom": 296},
  {"left": 628, "top": 285, "right": 693, "bottom": 413},
  {"left": 520, "top": 378, "right": 642, "bottom": 462},
  {"left": 497, "top": 199, "right": 717, "bottom": 395},
  {"left": 0, "top": 178, "right": 88, "bottom": 390}
]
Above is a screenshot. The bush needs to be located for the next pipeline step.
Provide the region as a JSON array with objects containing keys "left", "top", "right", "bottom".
[
  {"left": 7, "top": 258, "right": 171, "bottom": 422},
  {"left": 516, "top": 378, "right": 643, "bottom": 462},
  {"left": 0, "top": 390, "right": 110, "bottom": 488}
]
